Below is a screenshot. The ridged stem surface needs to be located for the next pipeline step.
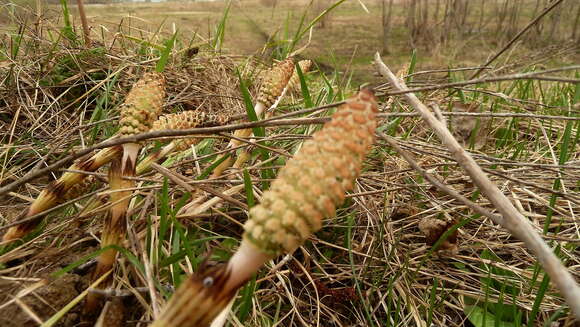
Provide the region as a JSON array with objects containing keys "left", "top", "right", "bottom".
[{"left": 84, "top": 157, "right": 134, "bottom": 317}]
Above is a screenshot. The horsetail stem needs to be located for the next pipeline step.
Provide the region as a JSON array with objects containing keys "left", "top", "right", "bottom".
[
  {"left": 85, "top": 72, "right": 165, "bottom": 319},
  {"left": 62, "top": 174, "right": 99, "bottom": 201},
  {"left": 84, "top": 157, "right": 133, "bottom": 318},
  {"left": 2, "top": 145, "right": 122, "bottom": 242},
  {"left": 152, "top": 89, "right": 378, "bottom": 327},
  {"left": 210, "top": 128, "right": 252, "bottom": 178}
]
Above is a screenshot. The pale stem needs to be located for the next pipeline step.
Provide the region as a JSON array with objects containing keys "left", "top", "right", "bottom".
[{"left": 224, "top": 239, "right": 271, "bottom": 292}]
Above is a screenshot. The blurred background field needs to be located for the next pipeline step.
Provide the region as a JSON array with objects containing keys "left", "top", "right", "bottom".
[{"left": 3, "top": 0, "right": 579, "bottom": 83}]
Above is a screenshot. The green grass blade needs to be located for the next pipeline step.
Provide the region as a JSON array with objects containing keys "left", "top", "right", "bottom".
[
  {"left": 236, "top": 276, "right": 256, "bottom": 322},
  {"left": 156, "top": 32, "right": 178, "bottom": 73},
  {"left": 236, "top": 68, "right": 265, "bottom": 137},
  {"left": 212, "top": 0, "right": 232, "bottom": 52},
  {"left": 59, "top": 0, "right": 77, "bottom": 43},
  {"left": 406, "top": 49, "right": 417, "bottom": 84},
  {"left": 347, "top": 214, "right": 375, "bottom": 327},
  {"left": 289, "top": 0, "right": 347, "bottom": 53},
  {"left": 295, "top": 61, "right": 313, "bottom": 108},
  {"left": 198, "top": 153, "right": 232, "bottom": 180}
]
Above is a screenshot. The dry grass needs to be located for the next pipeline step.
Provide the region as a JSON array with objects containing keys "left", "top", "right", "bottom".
[{"left": 1, "top": 2, "right": 580, "bottom": 327}]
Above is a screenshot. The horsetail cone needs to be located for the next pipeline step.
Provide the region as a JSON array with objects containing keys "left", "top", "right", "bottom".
[
  {"left": 153, "top": 110, "right": 229, "bottom": 131},
  {"left": 135, "top": 111, "right": 231, "bottom": 174},
  {"left": 244, "top": 89, "right": 378, "bottom": 256},
  {"left": 207, "top": 58, "right": 295, "bottom": 180},
  {"left": 2, "top": 146, "right": 122, "bottom": 242},
  {"left": 287, "top": 60, "right": 313, "bottom": 92},
  {"left": 152, "top": 110, "right": 230, "bottom": 150},
  {"left": 152, "top": 90, "right": 378, "bottom": 327},
  {"left": 118, "top": 71, "right": 166, "bottom": 174},
  {"left": 256, "top": 57, "right": 295, "bottom": 110},
  {"left": 119, "top": 72, "right": 166, "bottom": 136}
]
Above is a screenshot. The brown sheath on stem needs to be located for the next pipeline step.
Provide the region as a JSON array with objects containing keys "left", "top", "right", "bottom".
[
  {"left": 2, "top": 145, "right": 122, "bottom": 242},
  {"left": 83, "top": 157, "right": 133, "bottom": 318},
  {"left": 150, "top": 262, "right": 236, "bottom": 327}
]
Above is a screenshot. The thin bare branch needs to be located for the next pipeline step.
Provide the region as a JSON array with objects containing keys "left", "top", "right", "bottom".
[
  {"left": 377, "top": 132, "right": 503, "bottom": 224},
  {"left": 471, "top": 0, "right": 566, "bottom": 78},
  {"left": 376, "top": 65, "right": 580, "bottom": 96}
]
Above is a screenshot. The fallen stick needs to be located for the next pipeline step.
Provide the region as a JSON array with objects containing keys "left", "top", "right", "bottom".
[
  {"left": 374, "top": 52, "right": 580, "bottom": 320},
  {"left": 376, "top": 132, "right": 503, "bottom": 224}
]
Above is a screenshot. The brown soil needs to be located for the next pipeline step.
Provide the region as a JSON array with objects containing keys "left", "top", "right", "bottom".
[{"left": 0, "top": 274, "right": 85, "bottom": 327}]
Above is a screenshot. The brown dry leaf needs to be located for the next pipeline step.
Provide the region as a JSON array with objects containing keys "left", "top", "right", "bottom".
[
  {"left": 449, "top": 101, "right": 491, "bottom": 150},
  {"left": 418, "top": 217, "right": 459, "bottom": 254}
]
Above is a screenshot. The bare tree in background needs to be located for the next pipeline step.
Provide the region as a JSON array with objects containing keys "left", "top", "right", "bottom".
[
  {"left": 573, "top": 1, "right": 580, "bottom": 41},
  {"left": 547, "top": 2, "right": 563, "bottom": 42},
  {"left": 396, "top": 0, "right": 575, "bottom": 52},
  {"left": 315, "top": 0, "right": 333, "bottom": 28},
  {"left": 406, "top": 0, "right": 417, "bottom": 48},
  {"left": 259, "top": 0, "right": 278, "bottom": 8},
  {"left": 459, "top": 0, "right": 470, "bottom": 33},
  {"left": 442, "top": 0, "right": 452, "bottom": 43},
  {"left": 477, "top": 0, "right": 485, "bottom": 33},
  {"left": 506, "top": 0, "right": 523, "bottom": 39},
  {"left": 382, "top": 0, "right": 394, "bottom": 54},
  {"left": 494, "top": 0, "right": 509, "bottom": 38}
]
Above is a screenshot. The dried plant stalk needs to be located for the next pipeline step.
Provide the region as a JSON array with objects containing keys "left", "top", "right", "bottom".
[
  {"left": 152, "top": 89, "right": 378, "bottom": 327},
  {"left": 2, "top": 146, "right": 122, "bottom": 242}
]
